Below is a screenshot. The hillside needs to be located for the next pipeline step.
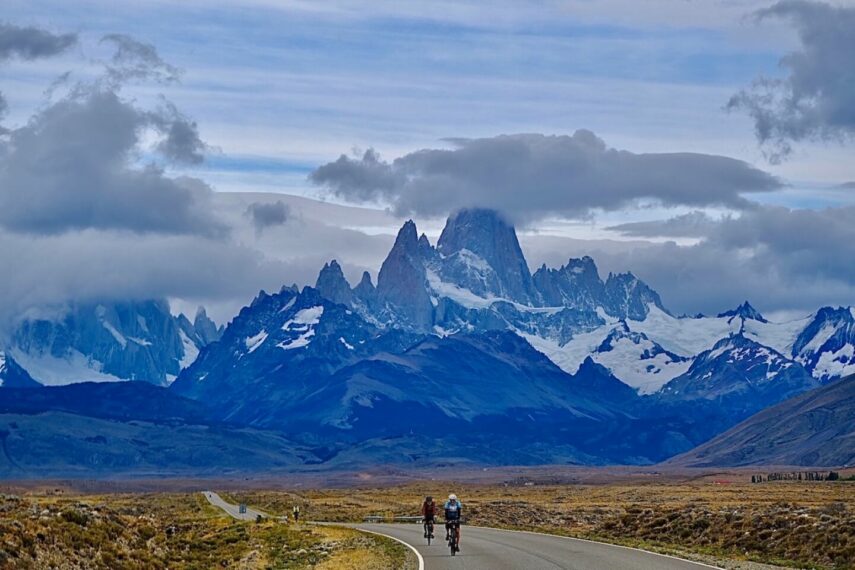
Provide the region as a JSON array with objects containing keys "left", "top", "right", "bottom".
[{"left": 668, "top": 375, "right": 855, "bottom": 467}]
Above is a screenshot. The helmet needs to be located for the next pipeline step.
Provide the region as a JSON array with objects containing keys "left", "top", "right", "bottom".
[
  {"left": 448, "top": 494, "right": 457, "bottom": 501},
  {"left": 426, "top": 496, "right": 433, "bottom": 501}
]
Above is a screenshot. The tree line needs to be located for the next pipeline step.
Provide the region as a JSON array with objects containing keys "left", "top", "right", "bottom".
[{"left": 751, "top": 471, "right": 841, "bottom": 483}]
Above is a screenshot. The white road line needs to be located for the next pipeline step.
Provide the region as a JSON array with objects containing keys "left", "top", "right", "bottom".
[{"left": 354, "top": 526, "right": 425, "bottom": 570}]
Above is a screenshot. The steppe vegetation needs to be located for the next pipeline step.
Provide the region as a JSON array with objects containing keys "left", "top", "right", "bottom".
[
  {"left": 0, "top": 492, "right": 410, "bottom": 569},
  {"left": 228, "top": 479, "right": 855, "bottom": 569}
]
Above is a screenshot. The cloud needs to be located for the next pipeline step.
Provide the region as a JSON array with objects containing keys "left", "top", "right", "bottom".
[
  {"left": 0, "top": 35, "right": 222, "bottom": 236},
  {"left": 311, "top": 131, "right": 781, "bottom": 222},
  {"left": 0, "top": 22, "right": 77, "bottom": 61},
  {"left": 246, "top": 200, "right": 291, "bottom": 233},
  {"left": 0, "top": 23, "right": 78, "bottom": 131},
  {"left": 552, "top": 205, "right": 855, "bottom": 315},
  {"left": 0, "top": 227, "right": 310, "bottom": 332},
  {"left": 100, "top": 33, "right": 180, "bottom": 86},
  {"left": 728, "top": 1, "right": 855, "bottom": 162},
  {"left": 605, "top": 211, "right": 722, "bottom": 238}
]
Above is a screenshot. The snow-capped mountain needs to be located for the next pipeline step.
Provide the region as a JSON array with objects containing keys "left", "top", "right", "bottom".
[
  {"left": 0, "top": 351, "right": 41, "bottom": 388},
  {"left": 8, "top": 206, "right": 853, "bottom": 469},
  {"left": 791, "top": 306, "right": 855, "bottom": 381},
  {"left": 171, "top": 285, "right": 418, "bottom": 424},
  {"left": 717, "top": 301, "right": 768, "bottom": 323},
  {"left": 659, "top": 333, "right": 818, "bottom": 417},
  {"left": 290, "top": 209, "right": 854, "bottom": 401},
  {"left": 10, "top": 300, "right": 221, "bottom": 386}
]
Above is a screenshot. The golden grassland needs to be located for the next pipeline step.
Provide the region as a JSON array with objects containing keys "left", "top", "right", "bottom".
[
  {"left": 227, "top": 479, "right": 855, "bottom": 569},
  {"left": 0, "top": 492, "right": 411, "bottom": 570}
]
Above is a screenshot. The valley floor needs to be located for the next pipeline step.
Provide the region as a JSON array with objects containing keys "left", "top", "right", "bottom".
[
  {"left": 1, "top": 470, "right": 852, "bottom": 569},
  {"left": 0, "top": 491, "right": 412, "bottom": 569},
  {"left": 222, "top": 476, "right": 854, "bottom": 570}
]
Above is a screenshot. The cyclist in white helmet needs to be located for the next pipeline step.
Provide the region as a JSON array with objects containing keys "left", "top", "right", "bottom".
[{"left": 444, "top": 493, "right": 463, "bottom": 547}]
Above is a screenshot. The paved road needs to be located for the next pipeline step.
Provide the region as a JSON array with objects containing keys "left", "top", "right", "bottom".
[
  {"left": 202, "top": 491, "right": 270, "bottom": 521},
  {"left": 350, "top": 523, "right": 719, "bottom": 570}
]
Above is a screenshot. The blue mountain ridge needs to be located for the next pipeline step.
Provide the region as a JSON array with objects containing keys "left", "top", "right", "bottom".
[{"left": 3, "top": 208, "right": 854, "bottom": 472}]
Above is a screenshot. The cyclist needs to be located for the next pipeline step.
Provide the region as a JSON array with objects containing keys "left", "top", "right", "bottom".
[
  {"left": 421, "top": 496, "right": 437, "bottom": 539},
  {"left": 444, "top": 493, "right": 463, "bottom": 547}
]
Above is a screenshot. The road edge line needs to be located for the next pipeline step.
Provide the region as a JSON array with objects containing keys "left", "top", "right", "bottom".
[
  {"left": 474, "top": 524, "right": 722, "bottom": 569},
  {"left": 353, "top": 525, "right": 425, "bottom": 570}
]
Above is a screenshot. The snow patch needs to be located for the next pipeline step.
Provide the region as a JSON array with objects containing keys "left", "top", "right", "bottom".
[
  {"left": 9, "top": 348, "right": 123, "bottom": 386},
  {"left": 278, "top": 306, "right": 325, "bottom": 351},
  {"left": 244, "top": 330, "right": 269, "bottom": 353},
  {"left": 179, "top": 329, "right": 200, "bottom": 369},
  {"left": 813, "top": 344, "right": 855, "bottom": 379}
]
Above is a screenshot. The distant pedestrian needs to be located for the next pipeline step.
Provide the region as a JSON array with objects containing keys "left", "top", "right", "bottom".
[{"left": 293, "top": 505, "right": 300, "bottom": 523}]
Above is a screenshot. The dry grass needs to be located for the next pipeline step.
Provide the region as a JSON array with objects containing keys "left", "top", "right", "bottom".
[
  {"left": 228, "top": 480, "right": 855, "bottom": 569},
  {"left": 0, "top": 492, "right": 410, "bottom": 569}
]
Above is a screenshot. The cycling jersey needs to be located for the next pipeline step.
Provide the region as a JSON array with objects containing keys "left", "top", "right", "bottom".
[{"left": 444, "top": 499, "right": 462, "bottom": 521}]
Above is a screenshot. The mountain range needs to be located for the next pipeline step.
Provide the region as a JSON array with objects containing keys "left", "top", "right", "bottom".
[{"left": 1, "top": 207, "right": 853, "bottom": 474}]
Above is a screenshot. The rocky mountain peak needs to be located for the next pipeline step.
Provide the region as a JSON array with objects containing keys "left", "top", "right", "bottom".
[
  {"left": 436, "top": 208, "right": 538, "bottom": 305},
  {"left": 316, "top": 259, "right": 354, "bottom": 306},
  {"left": 717, "top": 301, "right": 767, "bottom": 323},
  {"left": 376, "top": 219, "right": 434, "bottom": 330},
  {"left": 192, "top": 307, "right": 222, "bottom": 345}
]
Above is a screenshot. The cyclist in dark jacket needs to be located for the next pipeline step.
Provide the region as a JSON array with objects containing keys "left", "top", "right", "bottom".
[{"left": 421, "top": 496, "right": 437, "bottom": 538}]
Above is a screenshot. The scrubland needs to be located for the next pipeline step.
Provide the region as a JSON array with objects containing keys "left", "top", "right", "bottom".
[
  {"left": 0, "top": 492, "right": 411, "bottom": 569},
  {"left": 228, "top": 479, "right": 855, "bottom": 569}
]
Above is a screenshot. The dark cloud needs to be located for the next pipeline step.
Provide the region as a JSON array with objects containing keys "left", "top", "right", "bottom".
[
  {"left": 0, "top": 228, "right": 313, "bottom": 333},
  {"left": 0, "top": 22, "right": 77, "bottom": 61},
  {"left": 543, "top": 205, "right": 855, "bottom": 316},
  {"left": 100, "top": 34, "right": 180, "bottom": 86},
  {"left": 0, "top": 89, "right": 222, "bottom": 236},
  {"left": 728, "top": 1, "right": 855, "bottom": 162},
  {"left": 311, "top": 131, "right": 781, "bottom": 222},
  {"left": 151, "top": 101, "right": 207, "bottom": 165},
  {"left": 605, "top": 211, "right": 721, "bottom": 238},
  {"left": 246, "top": 200, "right": 291, "bottom": 233},
  {"left": 0, "top": 23, "right": 77, "bottom": 132},
  {"left": 0, "top": 34, "right": 220, "bottom": 236}
]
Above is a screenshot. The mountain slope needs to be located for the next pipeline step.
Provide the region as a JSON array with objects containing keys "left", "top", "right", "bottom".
[
  {"left": 11, "top": 300, "right": 220, "bottom": 386},
  {"left": 792, "top": 306, "right": 855, "bottom": 381},
  {"left": 668, "top": 375, "right": 855, "bottom": 467},
  {"left": 0, "top": 352, "right": 41, "bottom": 389},
  {"left": 659, "top": 333, "right": 818, "bottom": 420}
]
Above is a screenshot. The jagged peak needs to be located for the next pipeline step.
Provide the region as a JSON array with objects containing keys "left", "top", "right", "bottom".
[
  {"left": 437, "top": 208, "right": 517, "bottom": 255},
  {"left": 392, "top": 219, "right": 419, "bottom": 251},
  {"left": 562, "top": 256, "right": 600, "bottom": 279},
  {"left": 717, "top": 300, "right": 767, "bottom": 323},
  {"left": 357, "top": 271, "right": 374, "bottom": 288},
  {"left": 316, "top": 258, "right": 350, "bottom": 285},
  {"left": 250, "top": 289, "right": 269, "bottom": 307},
  {"left": 606, "top": 270, "right": 638, "bottom": 283}
]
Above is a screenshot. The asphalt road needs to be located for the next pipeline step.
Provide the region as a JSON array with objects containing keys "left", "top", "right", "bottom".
[
  {"left": 351, "top": 523, "right": 719, "bottom": 570},
  {"left": 203, "top": 493, "right": 717, "bottom": 570},
  {"left": 202, "top": 491, "right": 270, "bottom": 521}
]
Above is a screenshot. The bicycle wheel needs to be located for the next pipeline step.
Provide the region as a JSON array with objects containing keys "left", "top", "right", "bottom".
[{"left": 426, "top": 522, "right": 432, "bottom": 545}]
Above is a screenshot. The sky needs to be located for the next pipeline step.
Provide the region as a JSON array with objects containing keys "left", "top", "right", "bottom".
[{"left": 1, "top": 0, "right": 854, "bottom": 325}]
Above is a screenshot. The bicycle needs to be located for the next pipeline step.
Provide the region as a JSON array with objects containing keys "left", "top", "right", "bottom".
[
  {"left": 447, "top": 520, "right": 460, "bottom": 555},
  {"left": 423, "top": 518, "right": 434, "bottom": 545}
]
